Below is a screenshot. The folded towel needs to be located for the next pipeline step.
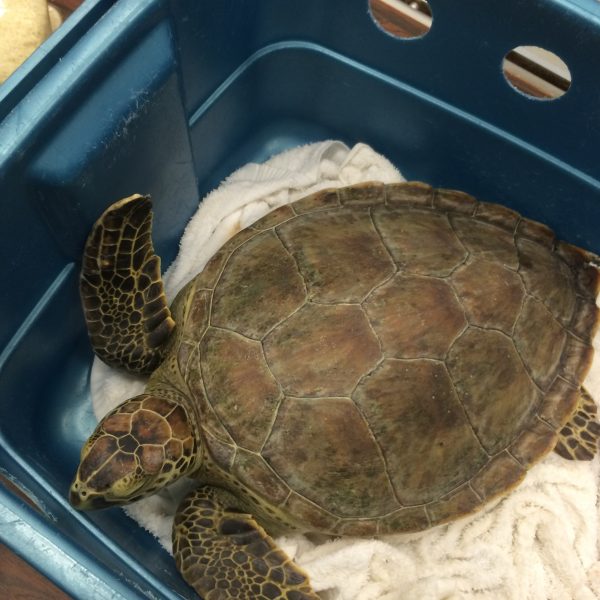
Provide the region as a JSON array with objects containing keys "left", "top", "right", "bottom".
[{"left": 90, "top": 141, "right": 600, "bottom": 600}]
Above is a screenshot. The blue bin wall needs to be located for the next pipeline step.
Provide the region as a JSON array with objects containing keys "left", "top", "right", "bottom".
[{"left": 0, "top": 0, "right": 599, "bottom": 598}]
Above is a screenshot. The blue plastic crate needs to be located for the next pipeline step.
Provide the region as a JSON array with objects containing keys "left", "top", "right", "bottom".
[{"left": 1, "top": 0, "right": 599, "bottom": 597}]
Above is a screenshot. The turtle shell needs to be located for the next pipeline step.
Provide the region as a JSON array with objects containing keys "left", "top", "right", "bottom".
[{"left": 174, "top": 181, "right": 600, "bottom": 536}]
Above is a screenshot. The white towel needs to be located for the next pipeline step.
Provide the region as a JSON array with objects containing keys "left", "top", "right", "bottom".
[{"left": 89, "top": 141, "right": 600, "bottom": 600}]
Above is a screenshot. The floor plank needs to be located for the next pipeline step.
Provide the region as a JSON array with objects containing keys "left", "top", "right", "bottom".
[{"left": 0, "top": 543, "right": 72, "bottom": 600}]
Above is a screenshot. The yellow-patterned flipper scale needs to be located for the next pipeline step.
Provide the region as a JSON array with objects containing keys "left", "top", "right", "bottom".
[
  {"left": 554, "top": 387, "right": 600, "bottom": 460},
  {"left": 80, "top": 194, "right": 175, "bottom": 374},
  {"left": 173, "top": 487, "right": 320, "bottom": 600}
]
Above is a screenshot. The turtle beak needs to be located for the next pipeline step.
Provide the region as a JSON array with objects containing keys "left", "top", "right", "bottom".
[
  {"left": 69, "top": 484, "right": 83, "bottom": 507},
  {"left": 69, "top": 480, "right": 113, "bottom": 510}
]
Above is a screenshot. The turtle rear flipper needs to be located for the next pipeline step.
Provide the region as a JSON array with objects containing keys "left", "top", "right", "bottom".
[
  {"left": 554, "top": 387, "right": 600, "bottom": 460},
  {"left": 173, "top": 487, "right": 319, "bottom": 600},
  {"left": 80, "top": 194, "right": 175, "bottom": 374}
]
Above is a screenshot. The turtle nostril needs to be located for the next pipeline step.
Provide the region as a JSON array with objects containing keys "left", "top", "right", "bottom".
[{"left": 69, "top": 480, "right": 89, "bottom": 507}]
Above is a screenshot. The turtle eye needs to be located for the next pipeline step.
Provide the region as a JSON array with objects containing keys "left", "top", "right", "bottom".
[{"left": 111, "top": 474, "right": 145, "bottom": 498}]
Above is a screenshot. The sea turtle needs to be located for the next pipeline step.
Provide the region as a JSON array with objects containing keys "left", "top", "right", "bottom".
[{"left": 70, "top": 181, "right": 600, "bottom": 600}]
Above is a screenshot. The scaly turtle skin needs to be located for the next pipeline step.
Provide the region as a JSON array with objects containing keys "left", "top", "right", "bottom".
[{"left": 70, "top": 182, "right": 600, "bottom": 600}]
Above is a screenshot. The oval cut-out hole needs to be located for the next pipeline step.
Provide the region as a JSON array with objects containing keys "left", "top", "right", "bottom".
[
  {"left": 502, "top": 46, "right": 571, "bottom": 100},
  {"left": 369, "top": 0, "right": 432, "bottom": 39}
]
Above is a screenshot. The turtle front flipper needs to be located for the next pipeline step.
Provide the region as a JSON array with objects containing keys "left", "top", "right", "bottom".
[
  {"left": 80, "top": 194, "right": 175, "bottom": 374},
  {"left": 554, "top": 387, "right": 600, "bottom": 460},
  {"left": 173, "top": 486, "right": 319, "bottom": 600}
]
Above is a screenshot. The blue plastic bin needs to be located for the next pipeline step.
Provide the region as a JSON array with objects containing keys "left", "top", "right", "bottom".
[{"left": 1, "top": 0, "right": 600, "bottom": 597}]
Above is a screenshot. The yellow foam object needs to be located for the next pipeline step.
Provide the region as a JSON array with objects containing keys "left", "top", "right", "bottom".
[{"left": 0, "top": 0, "right": 55, "bottom": 84}]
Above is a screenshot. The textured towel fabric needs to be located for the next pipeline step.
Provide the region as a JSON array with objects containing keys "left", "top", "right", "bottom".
[{"left": 90, "top": 142, "right": 600, "bottom": 600}]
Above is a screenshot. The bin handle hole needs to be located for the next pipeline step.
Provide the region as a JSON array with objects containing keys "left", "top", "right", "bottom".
[
  {"left": 502, "top": 46, "right": 571, "bottom": 100},
  {"left": 369, "top": 0, "right": 433, "bottom": 39}
]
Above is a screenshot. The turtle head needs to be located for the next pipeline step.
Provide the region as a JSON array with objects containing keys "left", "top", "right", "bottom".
[{"left": 70, "top": 394, "right": 201, "bottom": 510}]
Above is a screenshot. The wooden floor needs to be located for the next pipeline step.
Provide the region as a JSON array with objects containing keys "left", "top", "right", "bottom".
[{"left": 0, "top": 543, "right": 71, "bottom": 600}]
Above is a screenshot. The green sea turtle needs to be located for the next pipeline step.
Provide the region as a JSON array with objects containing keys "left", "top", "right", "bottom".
[{"left": 70, "top": 181, "right": 600, "bottom": 600}]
